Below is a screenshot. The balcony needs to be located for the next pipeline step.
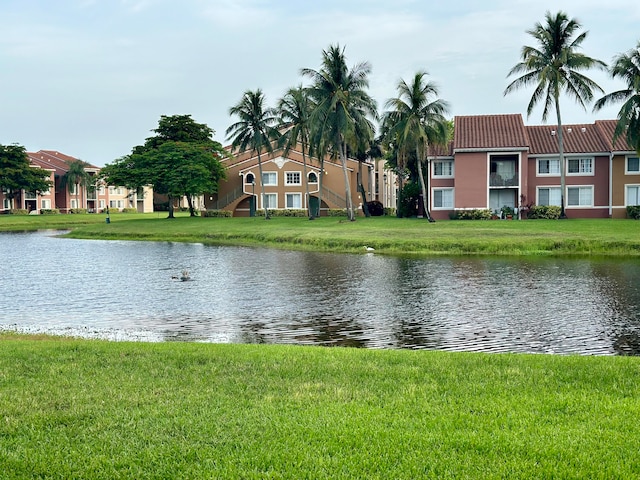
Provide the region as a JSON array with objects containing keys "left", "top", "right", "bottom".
[{"left": 489, "top": 173, "right": 519, "bottom": 187}]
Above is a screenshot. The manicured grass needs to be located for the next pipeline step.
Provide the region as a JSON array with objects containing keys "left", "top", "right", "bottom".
[
  {"left": 2, "top": 213, "right": 640, "bottom": 256},
  {"left": 1, "top": 335, "right": 639, "bottom": 479}
]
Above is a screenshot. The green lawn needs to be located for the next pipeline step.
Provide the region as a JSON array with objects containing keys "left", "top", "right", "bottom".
[
  {"left": 2, "top": 212, "right": 640, "bottom": 256},
  {"left": 1, "top": 334, "right": 639, "bottom": 479}
]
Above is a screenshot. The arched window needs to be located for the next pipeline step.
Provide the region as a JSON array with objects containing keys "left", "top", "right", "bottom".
[
  {"left": 308, "top": 172, "right": 318, "bottom": 183},
  {"left": 245, "top": 173, "right": 255, "bottom": 184}
]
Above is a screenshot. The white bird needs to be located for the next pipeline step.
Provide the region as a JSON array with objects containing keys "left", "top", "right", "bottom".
[{"left": 364, "top": 246, "right": 375, "bottom": 252}]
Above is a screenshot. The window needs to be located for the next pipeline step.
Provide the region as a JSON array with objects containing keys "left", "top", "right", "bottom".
[
  {"left": 69, "top": 184, "right": 77, "bottom": 194},
  {"left": 538, "top": 158, "right": 560, "bottom": 175},
  {"left": 538, "top": 187, "right": 562, "bottom": 206},
  {"left": 263, "top": 193, "right": 277, "bottom": 209},
  {"left": 3, "top": 198, "right": 10, "bottom": 209},
  {"left": 99, "top": 186, "right": 105, "bottom": 194},
  {"left": 41, "top": 199, "right": 51, "bottom": 209},
  {"left": 245, "top": 173, "right": 255, "bottom": 184},
  {"left": 433, "top": 161, "right": 453, "bottom": 177},
  {"left": 25, "top": 191, "right": 37, "bottom": 200},
  {"left": 262, "top": 172, "right": 277, "bottom": 186},
  {"left": 109, "top": 200, "right": 124, "bottom": 209},
  {"left": 285, "top": 172, "right": 301, "bottom": 185},
  {"left": 567, "top": 158, "right": 593, "bottom": 174},
  {"left": 626, "top": 185, "right": 640, "bottom": 206},
  {"left": 286, "top": 193, "right": 302, "bottom": 209},
  {"left": 433, "top": 188, "right": 453, "bottom": 209},
  {"left": 627, "top": 157, "right": 640, "bottom": 174},
  {"left": 99, "top": 200, "right": 105, "bottom": 209},
  {"left": 71, "top": 199, "right": 78, "bottom": 209},
  {"left": 567, "top": 186, "right": 593, "bottom": 207},
  {"left": 308, "top": 172, "right": 318, "bottom": 183}
]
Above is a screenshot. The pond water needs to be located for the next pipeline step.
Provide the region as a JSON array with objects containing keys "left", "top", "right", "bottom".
[{"left": 2, "top": 231, "right": 640, "bottom": 355}]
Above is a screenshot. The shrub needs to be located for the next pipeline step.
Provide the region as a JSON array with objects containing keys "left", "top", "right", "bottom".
[
  {"left": 268, "top": 209, "right": 308, "bottom": 218},
  {"left": 365, "top": 201, "right": 384, "bottom": 216},
  {"left": 69, "top": 208, "right": 88, "bottom": 214},
  {"left": 398, "top": 182, "right": 420, "bottom": 218},
  {"left": 527, "top": 205, "right": 561, "bottom": 219},
  {"left": 383, "top": 207, "right": 396, "bottom": 216},
  {"left": 627, "top": 205, "right": 640, "bottom": 219},
  {"left": 122, "top": 208, "right": 137, "bottom": 214},
  {"left": 9, "top": 209, "right": 28, "bottom": 215},
  {"left": 327, "top": 209, "right": 350, "bottom": 217},
  {"left": 40, "top": 209, "right": 60, "bottom": 215},
  {"left": 450, "top": 209, "right": 492, "bottom": 220},
  {"left": 202, "top": 209, "right": 233, "bottom": 217}
]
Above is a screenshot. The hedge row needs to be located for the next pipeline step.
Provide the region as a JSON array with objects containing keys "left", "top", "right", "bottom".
[{"left": 627, "top": 205, "right": 640, "bottom": 219}]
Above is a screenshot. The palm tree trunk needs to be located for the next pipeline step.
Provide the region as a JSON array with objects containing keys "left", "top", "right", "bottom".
[
  {"left": 396, "top": 174, "right": 404, "bottom": 218},
  {"left": 302, "top": 143, "right": 313, "bottom": 219},
  {"left": 358, "top": 160, "right": 370, "bottom": 217},
  {"left": 416, "top": 152, "right": 433, "bottom": 221},
  {"left": 256, "top": 149, "right": 269, "bottom": 219},
  {"left": 340, "top": 141, "right": 355, "bottom": 221},
  {"left": 317, "top": 158, "right": 324, "bottom": 218},
  {"left": 555, "top": 95, "right": 567, "bottom": 219}
]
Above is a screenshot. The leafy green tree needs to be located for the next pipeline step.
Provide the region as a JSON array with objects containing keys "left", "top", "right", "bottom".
[
  {"left": 504, "top": 11, "right": 606, "bottom": 218},
  {"left": 0, "top": 144, "right": 52, "bottom": 210},
  {"left": 302, "top": 44, "right": 378, "bottom": 222},
  {"left": 227, "top": 90, "right": 280, "bottom": 220},
  {"left": 61, "top": 159, "right": 92, "bottom": 210},
  {"left": 278, "top": 86, "right": 316, "bottom": 218},
  {"left": 594, "top": 41, "right": 640, "bottom": 154},
  {"left": 101, "top": 115, "right": 226, "bottom": 218},
  {"left": 383, "top": 71, "right": 449, "bottom": 221}
]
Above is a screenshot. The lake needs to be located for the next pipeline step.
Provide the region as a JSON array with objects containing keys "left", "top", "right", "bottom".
[{"left": 2, "top": 230, "right": 640, "bottom": 355}]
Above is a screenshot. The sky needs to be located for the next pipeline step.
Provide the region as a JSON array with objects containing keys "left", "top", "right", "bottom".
[{"left": 1, "top": 0, "right": 639, "bottom": 167}]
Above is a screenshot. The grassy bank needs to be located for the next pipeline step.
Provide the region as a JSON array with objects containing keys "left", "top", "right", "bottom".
[
  {"left": 2, "top": 213, "right": 640, "bottom": 256},
  {"left": 1, "top": 334, "right": 639, "bottom": 478}
]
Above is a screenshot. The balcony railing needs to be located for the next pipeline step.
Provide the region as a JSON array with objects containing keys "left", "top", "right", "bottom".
[{"left": 489, "top": 173, "right": 519, "bottom": 187}]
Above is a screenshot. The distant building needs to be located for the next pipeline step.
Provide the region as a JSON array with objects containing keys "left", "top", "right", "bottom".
[
  {"left": 427, "top": 114, "right": 639, "bottom": 219},
  {"left": 0, "top": 150, "right": 153, "bottom": 214},
  {"left": 205, "top": 142, "right": 384, "bottom": 216}
]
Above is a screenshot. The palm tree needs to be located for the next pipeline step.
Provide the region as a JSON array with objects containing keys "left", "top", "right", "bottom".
[
  {"left": 227, "top": 90, "right": 280, "bottom": 219},
  {"left": 504, "top": 11, "right": 606, "bottom": 218},
  {"left": 278, "top": 86, "right": 316, "bottom": 218},
  {"left": 302, "top": 44, "right": 377, "bottom": 222},
  {"left": 61, "top": 159, "right": 91, "bottom": 211},
  {"left": 594, "top": 41, "right": 640, "bottom": 154},
  {"left": 383, "top": 71, "right": 449, "bottom": 221}
]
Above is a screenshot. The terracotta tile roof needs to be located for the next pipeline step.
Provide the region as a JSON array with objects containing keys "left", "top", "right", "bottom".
[
  {"left": 428, "top": 141, "right": 453, "bottom": 158},
  {"left": 594, "top": 120, "right": 634, "bottom": 152},
  {"left": 454, "top": 114, "right": 528, "bottom": 151},
  {"left": 26, "top": 150, "right": 99, "bottom": 174},
  {"left": 526, "top": 124, "right": 609, "bottom": 155}
]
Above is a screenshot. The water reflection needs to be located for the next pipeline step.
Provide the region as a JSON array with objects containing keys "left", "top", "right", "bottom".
[{"left": 1, "top": 231, "right": 640, "bottom": 355}]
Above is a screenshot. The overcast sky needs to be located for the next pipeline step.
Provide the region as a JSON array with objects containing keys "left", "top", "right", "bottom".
[{"left": 1, "top": 0, "right": 639, "bottom": 166}]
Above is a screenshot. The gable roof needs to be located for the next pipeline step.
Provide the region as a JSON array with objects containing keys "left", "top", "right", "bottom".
[{"left": 454, "top": 114, "right": 528, "bottom": 151}]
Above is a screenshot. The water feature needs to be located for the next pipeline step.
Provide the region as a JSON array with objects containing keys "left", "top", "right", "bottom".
[{"left": 2, "top": 230, "right": 640, "bottom": 355}]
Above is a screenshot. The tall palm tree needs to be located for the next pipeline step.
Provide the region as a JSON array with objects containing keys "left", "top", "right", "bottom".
[
  {"left": 277, "top": 86, "right": 316, "bottom": 218},
  {"left": 504, "top": 11, "right": 606, "bottom": 218},
  {"left": 227, "top": 89, "right": 280, "bottom": 219},
  {"left": 594, "top": 41, "right": 640, "bottom": 154},
  {"left": 61, "top": 159, "right": 91, "bottom": 211},
  {"left": 302, "top": 44, "right": 377, "bottom": 222},
  {"left": 383, "top": 71, "right": 449, "bottom": 222}
]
